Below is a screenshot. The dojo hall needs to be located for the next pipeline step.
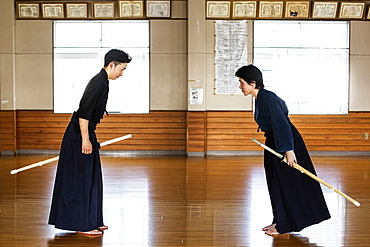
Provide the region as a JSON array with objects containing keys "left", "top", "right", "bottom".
[{"left": 1, "top": 0, "right": 370, "bottom": 246}]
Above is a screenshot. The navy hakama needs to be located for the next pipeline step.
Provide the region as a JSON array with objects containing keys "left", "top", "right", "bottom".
[
  {"left": 264, "top": 123, "right": 331, "bottom": 233},
  {"left": 48, "top": 116, "right": 104, "bottom": 231}
]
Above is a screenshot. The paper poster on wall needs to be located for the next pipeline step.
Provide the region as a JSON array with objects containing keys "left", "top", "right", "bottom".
[
  {"left": 215, "top": 20, "right": 247, "bottom": 94},
  {"left": 190, "top": 88, "right": 203, "bottom": 105}
]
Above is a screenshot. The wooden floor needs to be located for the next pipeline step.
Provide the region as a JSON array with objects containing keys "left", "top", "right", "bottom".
[{"left": 0, "top": 154, "right": 370, "bottom": 246}]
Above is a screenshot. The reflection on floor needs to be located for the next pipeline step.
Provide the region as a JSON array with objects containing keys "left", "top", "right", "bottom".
[{"left": 1, "top": 155, "right": 369, "bottom": 246}]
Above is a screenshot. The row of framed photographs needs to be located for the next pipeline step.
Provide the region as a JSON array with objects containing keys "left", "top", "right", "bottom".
[
  {"left": 17, "top": 1, "right": 171, "bottom": 19},
  {"left": 207, "top": 1, "right": 370, "bottom": 20}
]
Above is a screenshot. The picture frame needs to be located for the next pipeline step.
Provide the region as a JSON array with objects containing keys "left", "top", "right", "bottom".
[
  {"left": 92, "top": 2, "right": 115, "bottom": 19},
  {"left": 258, "top": 1, "right": 284, "bottom": 19},
  {"left": 368, "top": 6, "right": 370, "bottom": 20},
  {"left": 119, "top": 1, "right": 144, "bottom": 18},
  {"left": 17, "top": 3, "right": 40, "bottom": 19},
  {"left": 66, "top": 3, "right": 88, "bottom": 19},
  {"left": 206, "top": 1, "right": 231, "bottom": 19},
  {"left": 312, "top": 1, "right": 338, "bottom": 19},
  {"left": 284, "top": 1, "right": 310, "bottom": 19},
  {"left": 42, "top": 3, "right": 64, "bottom": 19},
  {"left": 146, "top": 1, "right": 171, "bottom": 18},
  {"left": 339, "top": 2, "right": 365, "bottom": 19},
  {"left": 232, "top": 1, "right": 257, "bottom": 19}
]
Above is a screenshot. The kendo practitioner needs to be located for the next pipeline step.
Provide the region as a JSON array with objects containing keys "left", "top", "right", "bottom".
[
  {"left": 235, "top": 65, "right": 331, "bottom": 235},
  {"left": 49, "top": 49, "right": 132, "bottom": 237}
]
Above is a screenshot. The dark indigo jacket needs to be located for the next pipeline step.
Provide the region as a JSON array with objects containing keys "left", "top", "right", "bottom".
[
  {"left": 75, "top": 69, "right": 109, "bottom": 123},
  {"left": 254, "top": 88, "right": 294, "bottom": 152}
]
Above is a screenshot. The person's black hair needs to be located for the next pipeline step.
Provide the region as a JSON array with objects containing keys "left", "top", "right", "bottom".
[
  {"left": 104, "top": 49, "right": 132, "bottom": 67},
  {"left": 235, "top": 64, "right": 264, "bottom": 89}
]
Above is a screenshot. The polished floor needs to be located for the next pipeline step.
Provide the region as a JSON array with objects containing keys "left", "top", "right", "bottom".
[{"left": 0, "top": 154, "right": 370, "bottom": 246}]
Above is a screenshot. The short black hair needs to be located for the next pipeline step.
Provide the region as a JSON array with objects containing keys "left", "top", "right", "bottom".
[
  {"left": 104, "top": 49, "right": 132, "bottom": 67},
  {"left": 235, "top": 65, "right": 264, "bottom": 89}
]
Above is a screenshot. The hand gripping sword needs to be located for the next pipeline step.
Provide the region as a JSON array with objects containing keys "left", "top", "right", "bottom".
[{"left": 251, "top": 137, "right": 361, "bottom": 207}]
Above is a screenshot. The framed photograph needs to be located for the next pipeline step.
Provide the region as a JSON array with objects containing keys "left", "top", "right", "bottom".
[
  {"left": 312, "top": 1, "right": 338, "bottom": 19},
  {"left": 284, "top": 1, "right": 310, "bottom": 18},
  {"left": 42, "top": 3, "right": 64, "bottom": 19},
  {"left": 17, "top": 3, "right": 40, "bottom": 19},
  {"left": 339, "top": 2, "right": 365, "bottom": 19},
  {"left": 368, "top": 6, "right": 370, "bottom": 20},
  {"left": 119, "top": 1, "right": 144, "bottom": 18},
  {"left": 232, "top": 1, "right": 257, "bottom": 19},
  {"left": 206, "top": 1, "right": 231, "bottom": 19},
  {"left": 92, "top": 2, "right": 115, "bottom": 19},
  {"left": 258, "top": 1, "right": 284, "bottom": 19},
  {"left": 66, "top": 3, "right": 88, "bottom": 19},
  {"left": 146, "top": 1, "right": 171, "bottom": 18}
]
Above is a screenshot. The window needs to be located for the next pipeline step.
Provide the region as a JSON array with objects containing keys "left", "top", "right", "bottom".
[
  {"left": 53, "top": 20, "right": 149, "bottom": 114},
  {"left": 254, "top": 21, "right": 349, "bottom": 114}
]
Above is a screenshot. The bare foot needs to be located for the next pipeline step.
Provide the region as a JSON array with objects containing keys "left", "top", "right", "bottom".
[
  {"left": 262, "top": 223, "right": 276, "bottom": 232},
  {"left": 76, "top": 229, "right": 103, "bottom": 237},
  {"left": 265, "top": 225, "right": 280, "bottom": 235},
  {"left": 98, "top": 225, "right": 108, "bottom": 231}
]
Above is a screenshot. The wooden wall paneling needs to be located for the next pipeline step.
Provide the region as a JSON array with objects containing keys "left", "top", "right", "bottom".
[
  {"left": 16, "top": 110, "right": 187, "bottom": 151},
  {"left": 16, "top": 110, "right": 70, "bottom": 150},
  {"left": 0, "top": 110, "right": 16, "bottom": 154},
  {"left": 206, "top": 111, "right": 265, "bottom": 151},
  {"left": 290, "top": 112, "right": 370, "bottom": 151},
  {"left": 206, "top": 111, "right": 370, "bottom": 152},
  {"left": 187, "top": 111, "right": 206, "bottom": 154},
  {"left": 97, "top": 111, "right": 187, "bottom": 151},
  {"left": 8, "top": 110, "right": 370, "bottom": 153}
]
